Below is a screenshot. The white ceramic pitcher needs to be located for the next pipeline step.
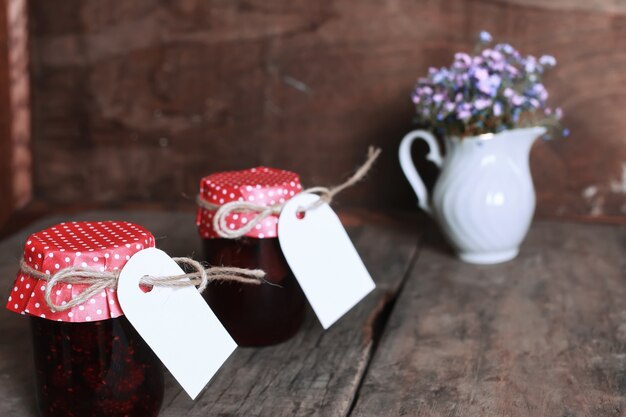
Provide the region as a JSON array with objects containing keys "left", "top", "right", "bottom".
[{"left": 399, "top": 126, "right": 546, "bottom": 264}]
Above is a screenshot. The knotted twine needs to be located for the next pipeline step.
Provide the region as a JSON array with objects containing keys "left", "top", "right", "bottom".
[
  {"left": 197, "top": 146, "right": 382, "bottom": 239},
  {"left": 19, "top": 257, "right": 266, "bottom": 312}
]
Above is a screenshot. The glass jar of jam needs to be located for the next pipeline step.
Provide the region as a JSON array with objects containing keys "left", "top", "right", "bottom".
[
  {"left": 6, "top": 221, "right": 164, "bottom": 417},
  {"left": 197, "top": 167, "right": 306, "bottom": 346}
]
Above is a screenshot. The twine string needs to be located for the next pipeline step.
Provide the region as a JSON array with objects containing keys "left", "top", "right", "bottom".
[
  {"left": 19, "top": 257, "right": 266, "bottom": 312},
  {"left": 197, "top": 146, "right": 382, "bottom": 239}
]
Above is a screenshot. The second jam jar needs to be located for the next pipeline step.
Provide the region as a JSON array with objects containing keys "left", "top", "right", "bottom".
[
  {"left": 197, "top": 167, "right": 306, "bottom": 346},
  {"left": 6, "top": 221, "right": 164, "bottom": 417}
]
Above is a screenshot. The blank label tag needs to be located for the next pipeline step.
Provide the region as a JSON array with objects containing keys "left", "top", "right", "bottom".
[
  {"left": 278, "top": 193, "right": 375, "bottom": 329},
  {"left": 117, "top": 248, "right": 237, "bottom": 400}
]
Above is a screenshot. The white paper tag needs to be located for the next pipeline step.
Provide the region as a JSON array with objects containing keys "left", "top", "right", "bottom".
[
  {"left": 117, "top": 248, "right": 237, "bottom": 400},
  {"left": 278, "top": 193, "right": 376, "bottom": 329}
]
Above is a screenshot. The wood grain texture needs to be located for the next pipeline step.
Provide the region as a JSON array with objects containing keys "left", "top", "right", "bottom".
[
  {"left": 0, "top": 0, "right": 31, "bottom": 227},
  {"left": 0, "top": 1, "right": 12, "bottom": 222},
  {"left": 26, "top": 0, "right": 626, "bottom": 218},
  {"left": 350, "top": 221, "right": 626, "bottom": 417},
  {"left": 0, "top": 209, "right": 421, "bottom": 417}
]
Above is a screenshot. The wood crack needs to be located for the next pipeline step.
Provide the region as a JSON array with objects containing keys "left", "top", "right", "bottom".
[{"left": 346, "top": 237, "right": 423, "bottom": 417}]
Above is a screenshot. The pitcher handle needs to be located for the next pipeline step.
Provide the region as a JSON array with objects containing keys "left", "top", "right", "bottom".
[{"left": 398, "top": 129, "right": 443, "bottom": 215}]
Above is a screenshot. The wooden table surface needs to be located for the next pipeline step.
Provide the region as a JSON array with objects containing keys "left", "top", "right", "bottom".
[{"left": 0, "top": 210, "right": 624, "bottom": 417}]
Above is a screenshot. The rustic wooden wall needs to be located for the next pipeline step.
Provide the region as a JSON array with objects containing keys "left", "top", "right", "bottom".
[
  {"left": 27, "top": 0, "right": 626, "bottom": 218},
  {"left": 0, "top": 0, "right": 31, "bottom": 226}
]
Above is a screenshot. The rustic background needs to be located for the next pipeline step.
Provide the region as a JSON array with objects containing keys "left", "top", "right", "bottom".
[{"left": 2, "top": 0, "right": 626, "bottom": 227}]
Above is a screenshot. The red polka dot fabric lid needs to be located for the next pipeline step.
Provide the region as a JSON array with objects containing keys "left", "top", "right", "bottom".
[
  {"left": 6, "top": 221, "right": 155, "bottom": 322},
  {"left": 197, "top": 167, "right": 302, "bottom": 239}
]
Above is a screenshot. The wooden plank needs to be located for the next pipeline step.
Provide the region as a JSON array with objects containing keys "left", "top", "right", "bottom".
[
  {"left": 0, "top": 210, "right": 421, "bottom": 416},
  {"left": 492, "top": 0, "right": 626, "bottom": 14},
  {"left": 0, "top": 0, "right": 12, "bottom": 222},
  {"left": 350, "top": 221, "right": 626, "bottom": 417},
  {"left": 26, "top": 0, "right": 626, "bottom": 219},
  {"left": 160, "top": 211, "right": 421, "bottom": 416},
  {"left": 0, "top": 0, "right": 31, "bottom": 227}
]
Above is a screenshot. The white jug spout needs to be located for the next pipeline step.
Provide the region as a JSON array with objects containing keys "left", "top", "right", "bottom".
[{"left": 510, "top": 126, "right": 547, "bottom": 155}]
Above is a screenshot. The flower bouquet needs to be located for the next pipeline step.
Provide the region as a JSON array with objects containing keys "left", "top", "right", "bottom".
[{"left": 410, "top": 31, "right": 567, "bottom": 138}]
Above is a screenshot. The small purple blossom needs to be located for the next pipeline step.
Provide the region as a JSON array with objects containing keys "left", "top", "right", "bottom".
[
  {"left": 532, "top": 83, "right": 548, "bottom": 101},
  {"left": 477, "top": 74, "right": 501, "bottom": 96},
  {"left": 454, "top": 52, "right": 472, "bottom": 67},
  {"left": 471, "top": 66, "right": 489, "bottom": 81},
  {"left": 555, "top": 108, "right": 563, "bottom": 119},
  {"left": 511, "top": 94, "right": 525, "bottom": 106},
  {"left": 432, "top": 93, "right": 445, "bottom": 104},
  {"left": 474, "top": 98, "right": 492, "bottom": 110},
  {"left": 505, "top": 64, "right": 519, "bottom": 76},
  {"left": 539, "top": 55, "right": 556, "bottom": 67},
  {"left": 457, "top": 110, "right": 471, "bottom": 121},
  {"left": 493, "top": 102, "right": 503, "bottom": 117},
  {"left": 524, "top": 56, "right": 538, "bottom": 73},
  {"left": 495, "top": 43, "right": 514, "bottom": 54},
  {"left": 479, "top": 31, "right": 493, "bottom": 44}
]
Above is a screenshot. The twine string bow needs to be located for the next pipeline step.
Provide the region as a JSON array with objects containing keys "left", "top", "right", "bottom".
[
  {"left": 19, "top": 257, "right": 266, "bottom": 312},
  {"left": 197, "top": 146, "right": 382, "bottom": 239}
]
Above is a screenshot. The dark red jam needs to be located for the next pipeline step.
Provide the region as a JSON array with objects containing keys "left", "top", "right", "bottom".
[
  {"left": 202, "top": 237, "right": 306, "bottom": 346},
  {"left": 30, "top": 316, "right": 164, "bottom": 417}
]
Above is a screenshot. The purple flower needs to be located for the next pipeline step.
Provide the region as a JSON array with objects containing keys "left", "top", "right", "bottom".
[
  {"left": 495, "top": 43, "right": 514, "bottom": 55},
  {"left": 525, "top": 56, "right": 538, "bottom": 73},
  {"left": 479, "top": 31, "right": 493, "bottom": 44},
  {"left": 474, "top": 98, "right": 492, "bottom": 110},
  {"left": 505, "top": 64, "right": 519, "bottom": 76},
  {"left": 539, "top": 55, "right": 556, "bottom": 67},
  {"left": 454, "top": 73, "right": 469, "bottom": 86},
  {"left": 432, "top": 69, "right": 450, "bottom": 83},
  {"left": 471, "top": 67, "right": 489, "bottom": 81},
  {"left": 477, "top": 74, "right": 501, "bottom": 96},
  {"left": 511, "top": 94, "right": 525, "bottom": 106},
  {"left": 456, "top": 103, "right": 473, "bottom": 120},
  {"left": 532, "top": 83, "right": 548, "bottom": 101},
  {"left": 491, "top": 50, "right": 503, "bottom": 62},
  {"left": 493, "top": 102, "right": 503, "bottom": 116},
  {"left": 433, "top": 93, "right": 445, "bottom": 103},
  {"left": 482, "top": 49, "right": 504, "bottom": 64},
  {"left": 555, "top": 107, "right": 563, "bottom": 119},
  {"left": 454, "top": 52, "right": 471, "bottom": 67}
]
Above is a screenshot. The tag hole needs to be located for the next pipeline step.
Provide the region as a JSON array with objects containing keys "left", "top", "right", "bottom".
[
  {"left": 140, "top": 278, "right": 153, "bottom": 293},
  {"left": 296, "top": 210, "right": 306, "bottom": 220}
]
